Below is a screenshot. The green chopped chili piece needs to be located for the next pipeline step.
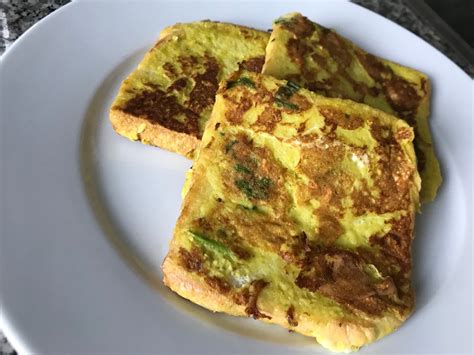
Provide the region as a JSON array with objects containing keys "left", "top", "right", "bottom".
[
  {"left": 286, "top": 80, "right": 301, "bottom": 92},
  {"left": 234, "top": 163, "right": 252, "bottom": 174},
  {"left": 226, "top": 77, "right": 256, "bottom": 89},
  {"left": 276, "top": 81, "right": 301, "bottom": 99},
  {"left": 235, "top": 179, "right": 254, "bottom": 199},
  {"left": 273, "top": 81, "right": 300, "bottom": 110},
  {"left": 235, "top": 176, "right": 272, "bottom": 200},
  {"left": 189, "top": 231, "right": 234, "bottom": 258},
  {"left": 274, "top": 97, "right": 299, "bottom": 110}
]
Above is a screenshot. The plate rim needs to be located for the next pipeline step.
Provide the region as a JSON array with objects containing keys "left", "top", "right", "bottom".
[{"left": 0, "top": 1, "right": 472, "bottom": 354}]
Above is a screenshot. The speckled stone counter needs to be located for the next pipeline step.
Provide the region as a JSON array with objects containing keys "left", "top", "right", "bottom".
[{"left": 0, "top": 0, "right": 471, "bottom": 354}]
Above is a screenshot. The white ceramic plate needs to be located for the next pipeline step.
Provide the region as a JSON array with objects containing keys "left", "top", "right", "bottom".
[{"left": 1, "top": 0, "right": 472, "bottom": 354}]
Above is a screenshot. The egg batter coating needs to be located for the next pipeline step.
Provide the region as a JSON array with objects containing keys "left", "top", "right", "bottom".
[
  {"left": 262, "top": 13, "right": 440, "bottom": 202},
  {"left": 110, "top": 21, "right": 269, "bottom": 159},
  {"left": 163, "top": 71, "right": 420, "bottom": 352}
]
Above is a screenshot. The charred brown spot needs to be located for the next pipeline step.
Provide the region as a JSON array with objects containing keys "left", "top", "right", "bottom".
[
  {"left": 163, "top": 62, "right": 176, "bottom": 76},
  {"left": 384, "top": 77, "right": 420, "bottom": 113},
  {"left": 374, "top": 277, "right": 398, "bottom": 296},
  {"left": 296, "top": 247, "right": 399, "bottom": 315},
  {"left": 310, "top": 51, "right": 329, "bottom": 69},
  {"left": 289, "top": 31, "right": 370, "bottom": 103},
  {"left": 178, "top": 55, "right": 199, "bottom": 73},
  {"left": 282, "top": 15, "right": 315, "bottom": 37},
  {"left": 370, "top": 215, "right": 412, "bottom": 267},
  {"left": 355, "top": 50, "right": 391, "bottom": 82},
  {"left": 355, "top": 50, "right": 421, "bottom": 120},
  {"left": 186, "top": 57, "right": 220, "bottom": 114},
  {"left": 168, "top": 77, "right": 188, "bottom": 92},
  {"left": 179, "top": 243, "right": 242, "bottom": 298},
  {"left": 238, "top": 56, "right": 265, "bottom": 72},
  {"left": 286, "top": 305, "right": 298, "bottom": 327},
  {"left": 297, "top": 122, "right": 306, "bottom": 133},
  {"left": 233, "top": 288, "right": 250, "bottom": 306},
  {"left": 287, "top": 38, "right": 312, "bottom": 68},
  {"left": 205, "top": 276, "right": 231, "bottom": 294},
  {"left": 369, "top": 119, "right": 396, "bottom": 145},
  {"left": 122, "top": 56, "right": 220, "bottom": 138},
  {"left": 225, "top": 96, "right": 253, "bottom": 125},
  {"left": 319, "top": 29, "right": 352, "bottom": 67},
  {"left": 254, "top": 106, "right": 282, "bottom": 131},
  {"left": 245, "top": 280, "right": 271, "bottom": 319},
  {"left": 296, "top": 251, "right": 333, "bottom": 291},
  {"left": 351, "top": 181, "right": 376, "bottom": 216},
  {"left": 279, "top": 231, "right": 312, "bottom": 266},
  {"left": 395, "top": 127, "right": 413, "bottom": 141},
  {"left": 319, "top": 106, "right": 363, "bottom": 130},
  {"left": 196, "top": 217, "right": 213, "bottom": 232},
  {"left": 229, "top": 245, "right": 252, "bottom": 260},
  {"left": 298, "top": 125, "right": 408, "bottom": 220},
  {"left": 179, "top": 247, "right": 204, "bottom": 274},
  {"left": 122, "top": 85, "right": 200, "bottom": 137},
  {"left": 305, "top": 80, "right": 328, "bottom": 95},
  {"left": 289, "top": 94, "right": 312, "bottom": 112},
  {"left": 357, "top": 247, "right": 413, "bottom": 311}
]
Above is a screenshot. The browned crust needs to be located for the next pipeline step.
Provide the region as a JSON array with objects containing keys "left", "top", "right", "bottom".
[
  {"left": 110, "top": 22, "right": 269, "bottom": 160},
  {"left": 162, "top": 253, "right": 244, "bottom": 316},
  {"left": 110, "top": 108, "right": 199, "bottom": 159},
  {"left": 162, "top": 250, "right": 401, "bottom": 351}
]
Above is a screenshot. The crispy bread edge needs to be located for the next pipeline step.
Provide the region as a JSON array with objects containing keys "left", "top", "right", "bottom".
[
  {"left": 162, "top": 208, "right": 405, "bottom": 349},
  {"left": 110, "top": 108, "right": 199, "bottom": 159},
  {"left": 163, "top": 252, "right": 402, "bottom": 352},
  {"left": 109, "top": 27, "right": 199, "bottom": 159}
]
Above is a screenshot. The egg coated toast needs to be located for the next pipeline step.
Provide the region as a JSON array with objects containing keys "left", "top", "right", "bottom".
[
  {"left": 110, "top": 21, "right": 269, "bottom": 158},
  {"left": 262, "top": 13, "right": 440, "bottom": 202},
  {"left": 162, "top": 71, "right": 420, "bottom": 352}
]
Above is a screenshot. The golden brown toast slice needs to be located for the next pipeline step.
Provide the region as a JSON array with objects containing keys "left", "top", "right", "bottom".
[
  {"left": 110, "top": 21, "right": 270, "bottom": 159},
  {"left": 262, "top": 13, "right": 440, "bottom": 202},
  {"left": 162, "top": 71, "right": 420, "bottom": 352}
]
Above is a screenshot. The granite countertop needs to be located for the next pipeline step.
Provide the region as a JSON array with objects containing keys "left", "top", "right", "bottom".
[{"left": 0, "top": 0, "right": 472, "bottom": 354}]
